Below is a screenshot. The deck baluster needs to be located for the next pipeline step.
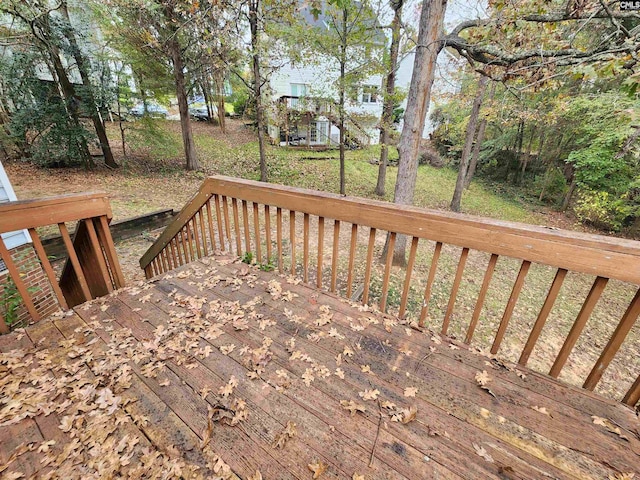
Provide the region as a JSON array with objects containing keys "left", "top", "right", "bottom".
[
  {"left": 317, "top": 217, "right": 325, "bottom": 289},
  {"left": 584, "top": 288, "right": 640, "bottom": 390},
  {"left": 491, "top": 260, "right": 531, "bottom": 354},
  {"left": 362, "top": 228, "right": 376, "bottom": 304},
  {"left": 399, "top": 236, "right": 419, "bottom": 318},
  {"left": 303, "top": 213, "right": 310, "bottom": 282},
  {"left": 242, "top": 200, "right": 251, "bottom": 255},
  {"left": 289, "top": 210, "right": 296, "bottom": 276},
  {"left": 277, "top": 207, "right": 283, "bottom": 272},
  {"left": 549, "top": 276, "right": 608, "bottom": 378},
  {"left": 265, "top": 205, "right": 272, "bottom": 263},
  {"left": 380, "top": 232, "right": 396, "bottom": 313},
  {"left": 330, "top": 220, "right": 340, "bottom": 293},
  {"left": 253, "top": 203, "right": 262, "bottom": 263},
  {"left": 346, "top": 224, "right": 358, "bottom": 298},
  {"left": 465, "top": 253, "right": 499, "bottom": 344},
  {"left": 419, "top": 241, "right": 442, "bottom": 327},
  {"left": 441, "top": 247, "right": 470, "bottom": 335},
  {"left": 519, "top": 268, "right": 567, "bottom": 365},
  {"left": 231, "top": 198, "right": 242, "bottom": 256},
  {"left": 214, "top": 195, "right": 225, "bottom": 251}
]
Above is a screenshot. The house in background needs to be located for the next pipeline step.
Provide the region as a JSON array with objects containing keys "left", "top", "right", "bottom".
[
  {"left": 0, "top": 162, "right": 58, "bottom": 326},
  {"left": 266, "top": 5, "right": 385, "bottom": 149}
]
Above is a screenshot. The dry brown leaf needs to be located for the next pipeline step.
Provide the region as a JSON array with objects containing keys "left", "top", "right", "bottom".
[
  {"left": 335, "top": 368, "right": 345, "bottom": 379},
  {"left": 475, "top": 371, "right": 496, "bottom": 398},
  {"left": 308, "top": 460, "right": 328, "bottom": 479},
  {"left": 272, "top": 421, "right": 297, "bottom": 449},
  {"left": 472, "top": 443, "right": 494, "bottom": 463},
  {"left": 247, "top": 471, "right": 263, "bottom": 480},
  {"left": 353, "top": 474, "right": 365, "bottom": 480},
  {"left": 592, "top": 416, "right": 629, "bottom": 441},
  {"left": 340, "top": 400, "right": 367, "bottom": 416},
  {"left": 531, "top": 406, "right": 551, "bottom": 417},
  {"left": 359, "top": 389, "right": 380, "bottom": 401},
  {"left": 609, "top": 473, "right": 635, "bottom": 480},
  {"left": 403, "top": 387, "right": 418, "bottom": 398}
]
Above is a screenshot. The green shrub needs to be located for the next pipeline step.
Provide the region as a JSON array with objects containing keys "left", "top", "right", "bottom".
[{"left": 574, "top": 190, "right": 629, "bottom": 231}]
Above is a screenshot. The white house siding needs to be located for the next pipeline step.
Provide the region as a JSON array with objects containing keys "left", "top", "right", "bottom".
[
  {"left": 269, "top": 61, "right": 384, "bottom": 145},
  {"left": 0, "top": 161, "right": 30, "bottom": 250}
]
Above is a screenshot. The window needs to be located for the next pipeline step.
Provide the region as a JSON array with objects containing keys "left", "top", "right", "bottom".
[
  {"left": 290, "top": 83, "right": 308, "bottom": 97},
  {"left": 310, "top": 122, "right": 318, "bottom": 142},
  {"left": 290, "top": 83, "right": 308, "bottom": 107},
  {"left": 362, "top": 85, "right": 379, "bottom": 103},
  {"left": 0, "top": 258, "right": 7, "bottom": 275}
]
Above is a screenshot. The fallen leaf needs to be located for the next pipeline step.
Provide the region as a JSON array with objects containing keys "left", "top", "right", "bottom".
[
  {"left": 404, "top": 387, "right": 418, "bottom": 398},
  {"left": 358, "top": 389, "right": 380, "bottom": 401},
  {"left": 592, "top": 416, "right": 629, "bottom": 441},
  {"left": 272, "top": 421, "right": 297, "bottom": 449},
  {"left": 531, "top": 406, "right": 551, "bottom": 417},
  {"left": 353, "top": 474, "right": 365, "bottom": 480},
  {"left": 473, "top": 443, "right": 494, "bottom": 463},
  {"left": 475, "top": 371, "right": 496, "bottom": 397},
  {"left": 340, "top": 400, "right": 367, "bottom": 416},
  {"left": 248, "top": 471, "right": 263, "bottom": 480},
  {"left": 308, "top": 460, "right": 328, "bottom": 479},
  {"left": 609, "top": 473, "right": 635, "bottom": 480}
]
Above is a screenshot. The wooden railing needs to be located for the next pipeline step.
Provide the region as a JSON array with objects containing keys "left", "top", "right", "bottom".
[
  {"left": 0, "top": 193, "right": 125, "bottom": 331},
  {"left": 140, "top": 176, "right": 640, "bottom": 407}
]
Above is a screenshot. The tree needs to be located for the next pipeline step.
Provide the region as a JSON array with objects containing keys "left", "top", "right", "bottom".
[
  {"left": 59, "top": 1, "right": 118, "bottom": 168},
  {"left": 0, "top": 0, "right": 96, "bottom": 168},
  {"left": 391, "top": 0, "right": 447, "bottom": 264},
  {"left": 450, "top": 73, "right": 488, "bottom": 212},
  {"left": 248, "top": 0, "right": 268, "bottom": 181},
  {"left": 106, "top": 0, "right": 200, "bottom": 170},
  {"left": 305, "top": 0, "right": 384, "bottom": 194},
  {"left": 391, "top": 0, "right": 640, "bottom": 262},
  {"left": 375, "top": 0, "right": 404, "bottom": 197}
]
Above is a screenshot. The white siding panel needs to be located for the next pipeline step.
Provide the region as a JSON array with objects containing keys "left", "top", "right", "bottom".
[{"left": 0, "top": 161, "right": 30, "bottom": 249}]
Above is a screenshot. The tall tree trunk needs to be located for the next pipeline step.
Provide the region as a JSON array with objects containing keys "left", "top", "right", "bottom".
[
  {"left": 338, "top": 8, "right": 348, "bottom": 195},
  {"left": 49, "top": 46, "right": 94, "bottom": 168},
  {"left": 450, "top": 74, "right": 488, "bottom": 212},
  {"left": 168, "top": 38, "right": 199, "bottom": 171},
  {"left": 561, "top": 175, "right": 576, "bottom": 211},
  {"left": 214, "top": 70, "right": 226, "bottom": 133},
  {"left": 391, "top": 0, "right": 447, "bottom": 265},
  {"left": 249, "top": 0, "right": 268, "bottom": 182},
  {"left": 375, "top": 0, "right": 403, "bottom": 197},
  {"left": 201, "top": 78, "right": 213, "bottom": 123},
  {"left": 60, "top": 1, "right": 117, "bottom": 168},
  {"left": 518, "top": 126, "right": 536, "bottom": 185},
  {"left": 465, "top": 80, "right": 495, "bottom": 189}
]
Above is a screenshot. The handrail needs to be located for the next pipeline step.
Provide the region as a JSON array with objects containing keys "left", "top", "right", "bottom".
[
  {"left": 142, "top": 176, "right": 640, "bottom": 283},
  {"left": 140, "top": 176, "right": 640, "bottom": 406},
  {"left": 0, "top": 193, "right": 124, "bottom": 332},
  {"left": 0, "top": 192, "right": 112, "bottom": 232}
]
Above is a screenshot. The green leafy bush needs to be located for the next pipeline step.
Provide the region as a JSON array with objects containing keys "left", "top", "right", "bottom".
[{"left": 574, "top": 190, "right": 629, "bottom": 231}]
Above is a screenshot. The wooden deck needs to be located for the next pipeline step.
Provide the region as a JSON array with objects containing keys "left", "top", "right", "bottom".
[{"left": 1, "top": 254, "right": 638, "bottom": 479}]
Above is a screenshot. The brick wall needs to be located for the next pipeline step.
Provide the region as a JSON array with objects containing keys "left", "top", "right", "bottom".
[{"left": 0, "top": 243, "right": 60, "bottom": 329}]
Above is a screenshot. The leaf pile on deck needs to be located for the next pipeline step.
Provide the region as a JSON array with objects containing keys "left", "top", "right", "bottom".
[{"left": 0, "top": 312, "right": 237, "bottom": 479}]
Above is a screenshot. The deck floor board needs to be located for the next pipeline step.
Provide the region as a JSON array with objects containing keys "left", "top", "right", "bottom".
[{"left": 1, "top": 254, "right": 638, "bottom": 479}]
